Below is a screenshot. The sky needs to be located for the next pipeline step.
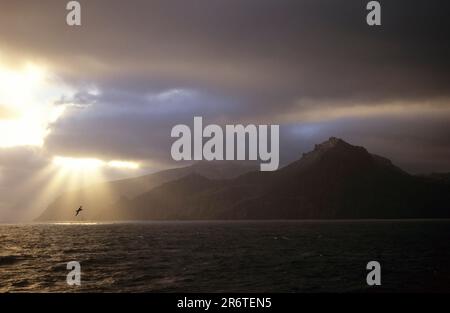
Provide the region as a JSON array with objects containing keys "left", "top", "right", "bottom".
[{"left": 0, "top": 0, "right": 449, "bottom": 221}]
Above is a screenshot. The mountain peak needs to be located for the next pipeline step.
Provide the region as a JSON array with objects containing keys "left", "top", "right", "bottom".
[
  {"left": 290, "top": 137, "right": 370, "bottom": 171},
  {"left": 313, "top": 137, "right": 351, "bottom": 152},
  {"left": 303, "top": 137, "right": 366, "bottom": 160}
]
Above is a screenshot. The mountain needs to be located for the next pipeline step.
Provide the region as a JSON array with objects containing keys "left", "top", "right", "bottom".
[
  {"left": 419, "top": 172, "right": 450, "bottom": 183},
  {"left": 36, "top": 161, "right": 258, "bottom": 221},
  {"left": 37, "top": 137, "right": 450, "bottom": 221},
  {"left": 115, "top": 137, "right": 450, "bottom": 220}
]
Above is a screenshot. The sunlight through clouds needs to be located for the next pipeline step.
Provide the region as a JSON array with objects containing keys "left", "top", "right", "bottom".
[
  {"left": 0, "top": 59, "right": 142, "bottom": 221},
  {"left": 0, "top": 62, "right": 74, "bottom": 147},
  {"left": 53, "top": 156, "right": 140, "bottom": 171}
]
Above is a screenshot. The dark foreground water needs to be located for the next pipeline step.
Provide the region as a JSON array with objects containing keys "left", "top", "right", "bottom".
[{"left": 1, "top": 220, "right": 450, "bottom": 292}]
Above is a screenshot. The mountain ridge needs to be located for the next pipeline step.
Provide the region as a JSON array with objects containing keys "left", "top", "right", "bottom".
[
  {"left": 37, "top": 161, "right": 258, "bottom": 221},
  {"left": 37, "top": 137, "right": 450, "bottom": 221}
]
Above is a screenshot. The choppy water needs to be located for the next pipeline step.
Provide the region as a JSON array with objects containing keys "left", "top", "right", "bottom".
[{"left": 1, "top": 220, "right": 450, "bottom": 292}]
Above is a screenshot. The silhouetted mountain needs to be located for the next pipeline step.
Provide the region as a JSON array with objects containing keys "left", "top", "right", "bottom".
[
  {"left": 37, "top": 161, "right": 257, "bottom": 221},
  {"left": 116, "top": 137, "right": 450, "bottom": 220},
  {"left": 419, "top": 172, "right": 450, "bottom": 183},
  {"left": 38, "top": 138, "right": 450, "bottom": 221}
]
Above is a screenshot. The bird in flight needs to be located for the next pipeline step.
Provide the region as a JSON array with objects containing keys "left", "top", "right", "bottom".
[{"left": 75, "top": 206, "right": 83, "bottom": 217}]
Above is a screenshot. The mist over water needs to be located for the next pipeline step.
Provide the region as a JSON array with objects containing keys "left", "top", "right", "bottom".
[{"left": 1, "top": 220, "right": 450, "bottom": 292}]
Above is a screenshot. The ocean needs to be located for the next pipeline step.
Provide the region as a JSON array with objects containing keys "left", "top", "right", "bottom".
[{"left": 1, "top": 220, "right": 449, "bottom": 292}]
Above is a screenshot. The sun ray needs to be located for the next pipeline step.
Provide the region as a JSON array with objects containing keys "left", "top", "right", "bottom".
[
  {"left": 0, "top": 62, "right": 74, "bottom": 148},
  {"left": 28, "top": 156, "right": 140, "bottom": 220}
]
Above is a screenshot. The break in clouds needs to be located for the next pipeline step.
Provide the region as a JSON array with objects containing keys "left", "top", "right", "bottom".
[{"left": 0, "top": 0, "right": 449, "bottom": 220}]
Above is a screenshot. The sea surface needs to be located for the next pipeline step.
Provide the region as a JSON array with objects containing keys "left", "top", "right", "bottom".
[{"left": 1, "top": 220, "right": 450, "bottom": 292}]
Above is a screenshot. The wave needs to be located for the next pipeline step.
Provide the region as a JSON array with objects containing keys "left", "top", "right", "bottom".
[{"left": 0, "top": 254, "right": 29, "bottom": 266}]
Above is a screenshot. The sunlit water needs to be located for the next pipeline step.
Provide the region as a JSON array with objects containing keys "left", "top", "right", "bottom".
[{"left": 1, "top": 220, "right": 450, "bottom": 292}]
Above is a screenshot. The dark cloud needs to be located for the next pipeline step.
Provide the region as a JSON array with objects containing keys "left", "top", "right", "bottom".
[
  {"left": 18, "top": 0, "right": 450, "bottom": 170},
  {"left": 1, "top": 0, "right": 449, "bottom": 101}
]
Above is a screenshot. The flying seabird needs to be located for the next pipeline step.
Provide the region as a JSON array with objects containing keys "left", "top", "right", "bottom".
[{"left": 75, "top": 206, "right": 83, "bottom": 216}]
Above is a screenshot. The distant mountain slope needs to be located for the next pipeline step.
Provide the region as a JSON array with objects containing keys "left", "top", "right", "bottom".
[
  {"left": 419, "top": 172, "right": 450, "bottom": 183},
  {"left": 116, "top": 137, "right": 450, "bottom": 220},
  {"left": 36, "top": 161, "right": 257, "bottom": 221}
]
